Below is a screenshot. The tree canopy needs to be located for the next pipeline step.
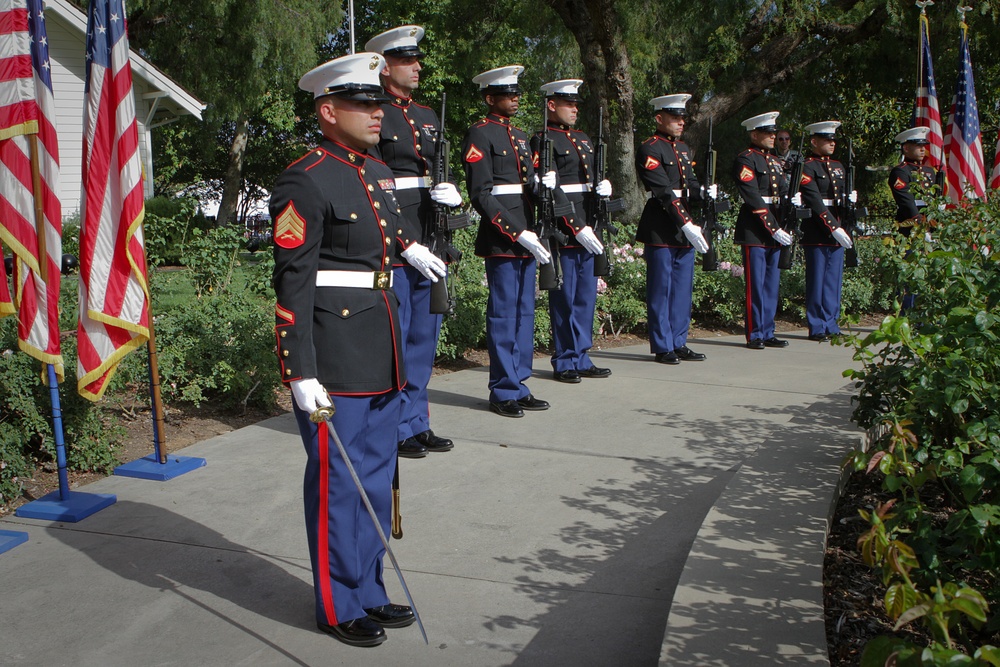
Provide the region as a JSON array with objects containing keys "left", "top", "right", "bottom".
[{"left": 118, "top": 0, "right": 1000, "bottom": 220}]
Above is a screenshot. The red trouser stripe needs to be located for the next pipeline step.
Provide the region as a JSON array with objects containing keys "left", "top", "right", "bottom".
[{"left": 317, "top": 420, "right": 336, "bottom": 625}]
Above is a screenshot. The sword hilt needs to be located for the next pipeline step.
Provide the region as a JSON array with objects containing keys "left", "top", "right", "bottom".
[{"left": 309, "top": 404, "right": 335, "bottom": 423}]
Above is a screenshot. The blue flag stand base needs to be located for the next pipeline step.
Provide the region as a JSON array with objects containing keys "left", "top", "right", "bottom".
[
  {"left": 0, "top": 530, "right": 29, "bottom": 555},
  {"left": 114, "top": 454, "right": 206, "bottom": 481},
  {"left": 14, "top": 490, "right": 117, "bottom": 523}
]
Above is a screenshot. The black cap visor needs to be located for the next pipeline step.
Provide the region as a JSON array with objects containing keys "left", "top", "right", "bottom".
[{"left": 322, "top": 83, "right": 390, "bottom": 103}]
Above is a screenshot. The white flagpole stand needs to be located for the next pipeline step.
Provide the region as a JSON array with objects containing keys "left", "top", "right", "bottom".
[{"left": 14, "top": 137, "right": 115, "bottom": 522}]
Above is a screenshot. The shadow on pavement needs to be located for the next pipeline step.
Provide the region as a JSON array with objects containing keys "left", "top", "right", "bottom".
[{"left": 45, "top": 501, "right": 316, "bottom": 663}]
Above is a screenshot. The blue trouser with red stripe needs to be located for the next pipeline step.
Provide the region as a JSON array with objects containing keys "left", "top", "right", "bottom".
[
  {"left": 644, "top": 245, "right": 696, "bottom": 353},
  {"left": 803, "top": 245, "right": 844, "bottom": 336},
  {"left": 549, "top": 248, "right": 598, "bottom": 372},
  {"left": 742, "top": 245, "right": 781, "bottom": 342},
  {"left": 293, "top": 391, "right": 400, "bottom": 625},
  {"left": 485, "top": 256, "right": 537, "bottom": 403},
  {"left": 393, "top": 265, "right": 443, "bottom": 442}
]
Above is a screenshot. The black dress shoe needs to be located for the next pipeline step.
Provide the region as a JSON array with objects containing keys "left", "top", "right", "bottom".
[
  {"left": 807, "top": 333, "right": 831, "bottom": 342},
  {"left": 746, "top": 339, "right": 765, "bottom": 350},
  {"left": 397, "top": 438, "right": 428, "bottom": 459},
  {"left": 365, "top": 603, "right": 415, "bottom": 628},
  {"left": 413, "top": 430, "right": 454, "bottom": 452},
  {"left": 553, "top": 370, "right": 582, "bottom": 383},
  {"left": 490, "top": 400, "right": 524, "bottom": 418},
  {"left": 674, "top": 346, "right": 706, "bottom": 361},
  {"left": 578, "top": 366, "right": 612, "bottom": 378},
  {"left": 317, "top": 616, "right": 386, "bottom": 647},
  {"left": 763, "top": 337, "right": 789, "bottom": 348},
  {"left": 654, "top": 352, "right": 680, "bottom": 365},
  {"left": 517, "top": 394, "right": 550, "bottom": 411}
]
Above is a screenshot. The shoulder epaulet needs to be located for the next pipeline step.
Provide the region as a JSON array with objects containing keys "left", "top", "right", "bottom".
[
  {"left": 641, "top": 135, "right": 658, "bottom": 146},
  {"left": 737, "top": 148, "right": 755, "bottom": 158},
  {"left": 287, "top": 146, "right": 326, "bottom": 170},
  {"left": 411, "top": 101, "right": 432, "bottom": 111},
  {"left": 472, "top": 118, "right": 489, "bottom": 128}
]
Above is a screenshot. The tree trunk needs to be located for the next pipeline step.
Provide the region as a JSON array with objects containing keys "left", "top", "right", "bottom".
[
  {"left": 546, "top": 0, "right": 644, "bottom": 217},
  {"left": 218, "top": 115, "right": 250, "bottom": 227}
]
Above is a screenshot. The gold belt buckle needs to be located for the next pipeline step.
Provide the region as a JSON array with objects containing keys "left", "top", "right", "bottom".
[{"left": 373, "top": 271, "right": 391, "bottom": 290}]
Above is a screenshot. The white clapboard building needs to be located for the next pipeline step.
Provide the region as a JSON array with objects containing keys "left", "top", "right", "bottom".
[{"left": 44, "top": 0, "right": 205, "bottom": 218}]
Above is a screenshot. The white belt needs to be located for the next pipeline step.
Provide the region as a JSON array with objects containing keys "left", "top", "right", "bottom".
[
  {"left": 560, "top": 183, "right": 592, "bottom": 193},
  {"left": 760, "top": 196, "right": 778, "bottom": 204},
  {"left": 672, "top": 189, "right": 688, "bottom": 198},
  {"left": 316, "top": 270, "right": 394, "bottom": 290},
  {"left": 915, "top": 199, "right": 927, "bottom": 207},
  {"left": 822, "top": 198, "right": 836, "bottom": 206},
  {"left": 394, "top": 176, "right": 432, "bottom": 190},
  {"left": 491, "top": 184, "right": 524, "bottom": 196}
]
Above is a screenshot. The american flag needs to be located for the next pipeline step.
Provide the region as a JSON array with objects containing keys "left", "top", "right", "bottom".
[
  {"left": 0, "top": 0, "right": 63, "bottom": 378},
  {"left": 913, "top": 14, "right": 943, "bottom": 170},
  {"left": 77, "top": 0, "right": 150, "bottom": 400},
  {"left": 942, "top": 24, "right": 986, "bottom": 203},
  {"left": 989, "top": 129, "right": 1000, "bottom": 191}
]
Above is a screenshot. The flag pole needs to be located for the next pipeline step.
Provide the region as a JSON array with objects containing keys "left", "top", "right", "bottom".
[
  {"left": 15, "top": 135, "right": 116, "bottom": 522},
  {"left": 28, "top": 134, "right": 69, "bottom": 499},
  {"left": 146, "top": 324, "right": 167, "bottom": 464},
  {"left": 348, "top": 0, "right": 355, "bottom": 54}
]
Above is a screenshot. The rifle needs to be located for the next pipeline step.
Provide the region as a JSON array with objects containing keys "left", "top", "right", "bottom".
[
  {"left": 699, "top": 117, "right": 731, "bottom": 271},
  {"left": 536, "top": 98, "right": 573, "bottom": 290},
  {"left": 777, "top": 134, "right": 810, "bottom": 270},
  {"left": 592, "top": 108, "right": 626, "bottom": 277},
  {"left": 428, "top": 93, "right": 471, "bottom": 315},
  {"left": 841, "top": 137, "right": 866, "bottom": 269}
]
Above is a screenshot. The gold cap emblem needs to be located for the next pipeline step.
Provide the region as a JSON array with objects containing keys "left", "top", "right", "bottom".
[{"left": 370, "top": 56, "right": 380, "bottom": 70}]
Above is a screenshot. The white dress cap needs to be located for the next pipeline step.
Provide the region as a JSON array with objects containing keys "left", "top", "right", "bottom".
[
  {"left": 894, "top": 126, "right": 931, "bottom": 145},
  {"left": 804, "top": 120, "right": 841, "bottom": 137},
  {"left": 540, "top": 79, "right": 584, "bottom": 100},
  {"left": 298, "top": 52, "right": 388, "bottom": 101},
  {"left": 364, "top": 25, "right": 425, "bottom": 57},
  {"left": 473, "top": 65, "right": 525, "bottom": 93},
  {"left": 650, "top": 93, "right": 692, "bottom": 116},
  {"left": 741, "top": 111, "right": 781, "bottom": 132}
]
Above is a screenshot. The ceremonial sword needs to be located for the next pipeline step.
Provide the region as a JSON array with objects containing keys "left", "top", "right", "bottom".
[{"left": 310, "top": 404, "right": 428, "bottom": 644}]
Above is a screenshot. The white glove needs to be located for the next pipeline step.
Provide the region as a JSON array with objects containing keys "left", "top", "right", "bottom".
[
  {"left": 791, "top": 192, "right": 803, "bottom": 207},
  {"left": 534, "top": 170, "right": 557, "bottom": 190},
  {"left": 681, "top": 223, "right": 710, "bottom": 253},
  {"left": 401, "top": 243, "right": 447, "bottom": 282},
  {"left": 595, "top": 179, "right": 612, "bottom": 197},
  {"left": 773, "top": 229, "right": 794, "bottom": 246},
  {"left": 517, "top": 230, "right": 551, "bottom": 264},
  {"left": 430, "top": 182, "right": 462, "bottom": 207},
  {"left": 848, "top": 190, "right": 858, "bottom": 204},
  {"left": 831, "top": 227, "right": 853, "bottom": 249},
  {"left": 706, "top": 183, "right": 718, "bottom": 200},
  {"left": 575, "top": 226, "right": 604, "bottom": 254},
  {"left": 291, "top": 378, "right": 332, "bottom": 415}
]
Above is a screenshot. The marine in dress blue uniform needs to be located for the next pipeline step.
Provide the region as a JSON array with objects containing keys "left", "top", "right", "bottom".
[
  {"left": 271, "top": 52, "right": 415, "bottom": 648},
  {"left": 365, "top": 26, "right": 460, "bottom": 458},
  {"left": 461, "top": 65, "right": 553, "bottom": 418},
  {"left": 733, "top": 111, "right": 792, "bottom": 350},
  {"left": 635, "top": 94, "right": 712, "bottom": 364},
  {"left": 530, "top": 79, "right": 613, "bottom": 383},
  {"left": 888, "top": 126, "right": 937, "bottom": 236},
  {"left": 888, "top": 126, "right": 937, "bottom": 310},
  {"left": 798, "top": 121, "right": 856, "bottom": 341}
]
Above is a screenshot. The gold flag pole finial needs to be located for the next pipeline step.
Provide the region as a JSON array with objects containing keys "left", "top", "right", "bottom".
[{"left": 915, "top": 0, "right": 934, "bottom": 15}]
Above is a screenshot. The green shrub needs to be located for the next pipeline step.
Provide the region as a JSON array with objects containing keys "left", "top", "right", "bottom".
[
  {"left": 0, "top": 316, "right": 124, "bottom": 509},
  {"left": 843, "top": 195, "right": 1000, "bottom": 661},
  {"left": 143, "top": 196, "right": 212, "bottom": 267}
]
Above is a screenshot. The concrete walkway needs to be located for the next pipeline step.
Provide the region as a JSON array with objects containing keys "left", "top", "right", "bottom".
[{"left": 0, "top": 330, "right": 860, "bottom": 666}]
